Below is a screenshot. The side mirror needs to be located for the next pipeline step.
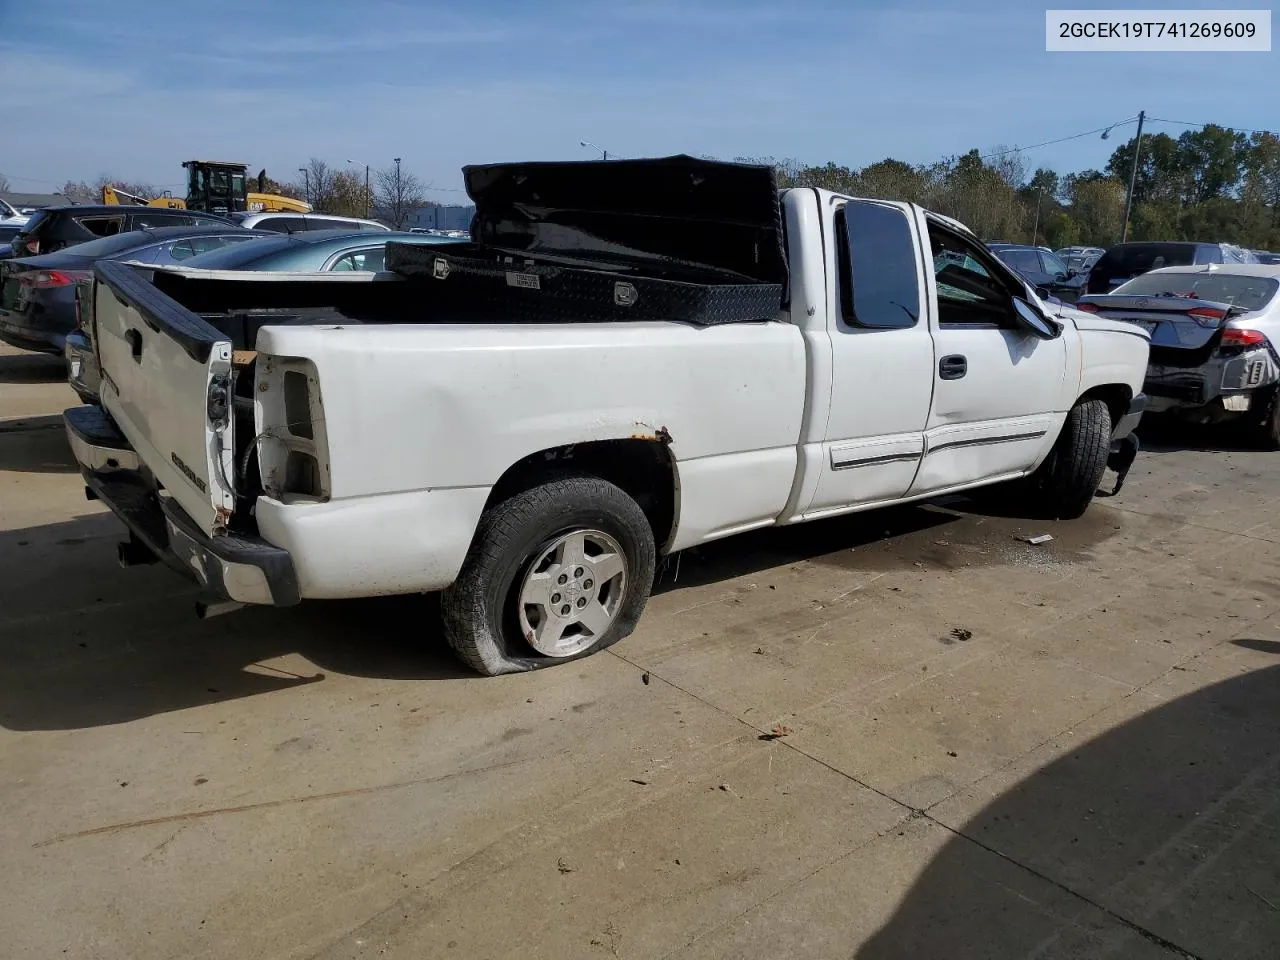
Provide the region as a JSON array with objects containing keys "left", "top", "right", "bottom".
[
  {"left": 1013, "top": 297, "right": 1060, "bottom": 339},
  {"left": 1066, "top": 267, "right": 1078, "bottom": 278},
  {"left": 1053, "top": 272, "right": 1068, "bottom": 283},
  {"left": 1034, "top": 285, "right": 1053, "bottom": 300}
]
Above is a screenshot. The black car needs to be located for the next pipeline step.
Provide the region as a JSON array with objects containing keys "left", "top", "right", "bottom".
[
  {"left": 0, "top": 225, "right": 261, "bottom": 354},
  {"left": 1084, "top": 242, "right": 1254, "bottom": 295},
  {"left": 987, "top": 243, "right": 1085, "bottom": 303},
  {"left": 2, "top": 204, "right": 236, "bottom": 260}
]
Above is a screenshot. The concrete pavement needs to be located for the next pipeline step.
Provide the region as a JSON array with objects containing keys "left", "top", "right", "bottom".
[{"left": 2, "top": 341, "right": 1278, "bottom": 959}]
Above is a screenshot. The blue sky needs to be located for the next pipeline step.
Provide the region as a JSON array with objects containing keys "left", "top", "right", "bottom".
[{"left": 1, "top": 0, "right": 1276, "bottom": 201}]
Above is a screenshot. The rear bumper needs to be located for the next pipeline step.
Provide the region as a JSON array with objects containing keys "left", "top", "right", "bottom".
[
  {"left": 0, "top": 312, "right": 65, "bottom": 354},
  {"left": 1111, "top": 393, "right": 1145, "bottom": 441},
  {"left": 64, "top": 404, "right": 300, "bottom": 607},
  {"left": 1144, "top": 348, "right": 1279, "bottom": 412}
]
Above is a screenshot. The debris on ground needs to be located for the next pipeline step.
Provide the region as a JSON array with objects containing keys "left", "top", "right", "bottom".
[
  {"left": 759, "top": 723, "right": 793, "bottom": 741},
  {"left": 718, "top": 783, "right": 741, "bottom": 799},
  {"left": 947, "top": 750, "right": 958, "bottom": 758},
  {"left": 629, "top": 778, "right": 649, "bottom": 786},
  {"left": 557, "top": 857, "right": 574, "bottom": 874},
  {"left": 641, "top": 672, "right": 650, "bottom": 685},
  {"left": 1017, "top": 533, "right": 1055, "bottom": 545},
  {"left": 754, "top": 647, "right": 765, "bottom": 655},
  {"left": 950, "top": 627, "right": 973, "bottom": 642}
]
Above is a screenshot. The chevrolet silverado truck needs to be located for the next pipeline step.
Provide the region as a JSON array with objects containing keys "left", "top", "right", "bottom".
[{"left": 64, "top": 157, "right": 1149, "bottom": 675}]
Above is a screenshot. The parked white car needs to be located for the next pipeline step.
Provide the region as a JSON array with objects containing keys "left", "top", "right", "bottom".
[
  {"left": 0, "top": 197, "right": 30, "bottom": 227},
  {"left": 64, "top": 157, "right": 1149, "bottom": 675},
  {"left": 229, "top": 212, "right": 389, "bottom": 233}
]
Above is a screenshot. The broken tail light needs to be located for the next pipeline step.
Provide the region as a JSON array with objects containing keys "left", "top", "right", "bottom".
[
  {"left": 1221, "top": 328, "right": 1267, "bottom": 348},
  {"left": 19, "top": 269, "right": 83, "bottom": 289}
]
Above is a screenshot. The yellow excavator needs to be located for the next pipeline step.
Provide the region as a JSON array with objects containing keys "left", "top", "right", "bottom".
[{"left": 102, "top": 161, "right": 312, "bottom": 216}]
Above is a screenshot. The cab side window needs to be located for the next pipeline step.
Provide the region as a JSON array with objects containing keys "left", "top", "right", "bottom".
[
  {"left": 928, "top": 226, "right": 1019, "bottom": 327},
  {"left": 836, "top": 201, "right": 921, "bottom": 330}
]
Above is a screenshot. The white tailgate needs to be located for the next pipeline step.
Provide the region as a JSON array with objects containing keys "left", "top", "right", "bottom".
[{"left": 93, "top": 261, "right": 236, "bottom": 536}]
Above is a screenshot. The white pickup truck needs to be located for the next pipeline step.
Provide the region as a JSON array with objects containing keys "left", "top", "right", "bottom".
[{"left": 64, "top": 157, "right": 1149, "bottom": 675}]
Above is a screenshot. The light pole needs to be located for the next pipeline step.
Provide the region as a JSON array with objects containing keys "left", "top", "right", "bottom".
[
  {"left": 1102, "top": 111, "right": 1145, "bottom": 243},
  {"left": 298, "top": 167, "right": 310, "bottom": 207},
  {"left": 393, "top": 158, "right": 403, "bottom": 228},
  {"left": 346, "top": 159, "right": 370, "bottom": 218},
  {"left": 579, "top": 140, "right": 608, "bottom": 160}
]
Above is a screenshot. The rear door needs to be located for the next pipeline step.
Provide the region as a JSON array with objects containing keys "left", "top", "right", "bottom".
[
  {"left": 802, "top": 199, "right": 934, "bottom": 515},
  {"left": 93, "top": 261, "right": 236, "bottom": 535}
]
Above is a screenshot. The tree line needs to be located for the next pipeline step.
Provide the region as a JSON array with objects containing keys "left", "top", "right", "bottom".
[
  {"left": 740, "top": 124, "right": 1280, "bottom": 251},
  {"left": 47, "top": 158, "right": 434, "bottom": 229}
]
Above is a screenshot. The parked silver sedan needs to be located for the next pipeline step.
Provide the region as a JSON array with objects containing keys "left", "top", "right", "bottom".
[{"left": 1077, "top": 264, "right": 1280, "bottom": 445}]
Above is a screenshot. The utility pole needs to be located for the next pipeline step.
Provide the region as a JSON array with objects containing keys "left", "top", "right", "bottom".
[
  {"left": 1120, "top": 110, "right": 1145, "bottom": 244},
  {"left": 1032, "top": 186, "right": 1045, "bottom": 247},
  {"left": 346, "top": 160, "right": 370, "bottom": 218}
]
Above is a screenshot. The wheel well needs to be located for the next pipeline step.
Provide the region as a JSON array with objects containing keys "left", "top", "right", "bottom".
[
  {"left": 485, "top": 440, "right": 678, "bottom": 549},
  {"left": 1079, "top": 384, "right": 1132, "bottom": 428}
]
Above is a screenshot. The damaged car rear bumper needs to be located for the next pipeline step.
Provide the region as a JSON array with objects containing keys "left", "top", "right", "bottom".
[{"left": 64, "top": 404, "right": 300, "bottom": 609}]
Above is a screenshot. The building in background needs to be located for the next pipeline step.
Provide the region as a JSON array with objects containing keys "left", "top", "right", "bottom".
[
  {"left": 408, "top": 204, "right": 475, "bottom": 232},
  {"left": 1, "top": 191, "right": 72, "bottom": 212}
]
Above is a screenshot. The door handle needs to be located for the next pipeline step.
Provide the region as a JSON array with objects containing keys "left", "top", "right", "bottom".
[{"left": 939, "top": 354, "right": 967, "bottom": 380}]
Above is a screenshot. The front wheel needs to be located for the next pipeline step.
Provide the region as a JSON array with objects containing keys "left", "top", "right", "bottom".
[
  {"left": 441, "top": 476, "right": 656, "bottom": 676},
  {"left": 1027, "top": 398, "right": 1112, "bottom": 520}
]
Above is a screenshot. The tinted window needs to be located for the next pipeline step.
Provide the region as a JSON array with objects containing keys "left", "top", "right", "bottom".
[
  {"left": 309, "top": 218, "right": 357, "bottom": 231},
  {"left": 131, "top": 212, "right": 195, "bottom": 229},
  {"left": 79, "top": 216, "right": 124, "bottom": 237},
  {"left": 997, "top": 249, "right": 1041, "bottom": 273},
  {"left": 1088, "top": 243, "right": 1199, "bottom": 292},
  {"left": 1193, "top": 245, "right": 1224, "bottom": 265},
  {"left": 0, "top": 225, "right": 22, "bottom": 243},
  {"left": 255, "top": 217, "right": 306, "bottom": 234},
  {"left": 1039, "top": 251, "right": 1069, "bottom": 276},
  {"left": 329, "top": 247, "right": 387, "bottom": 272},
  {"left": 838, "top": 201, "right": 920, "bottom": 329}
]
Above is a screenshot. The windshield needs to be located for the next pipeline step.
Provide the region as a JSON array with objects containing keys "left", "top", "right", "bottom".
[
  {"left": 1113, "top": 272, "right": 1280, "bottom": 312},
  {"left": 179, "top": 235, "right": 302, "bottom": 269},
  {"left": 48, "top": 230, "right": 162, "bottom": 259},
  {"left": 13, "top": 209, "right": 48, "bottom": 239}
]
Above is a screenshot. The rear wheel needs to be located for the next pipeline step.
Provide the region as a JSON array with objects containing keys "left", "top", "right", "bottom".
[
  {"left": 1249, "top": 387, "right": 1280, "bottom": 450},
  {"left": 1027, "top": 398, "right": 1112, "bottom": 520},
  {"left": 441, "top": 476, "right": 655, "bottom": 676}
]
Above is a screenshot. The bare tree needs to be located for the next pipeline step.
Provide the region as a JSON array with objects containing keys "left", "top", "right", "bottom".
[
  {"left": 301, "top": 158, "right": 337, "bottom": 211},
  {"left": 0, "top": 173, "right": 10, "bottom": 193},
  {"left": 328, "top": 170, "right": 371, "bottom": 219},
  {"left": 373, "top": 162, "right": 426, "bottom": 229}
]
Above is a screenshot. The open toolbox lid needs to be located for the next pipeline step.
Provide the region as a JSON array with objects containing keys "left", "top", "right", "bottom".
[{"left": 461, "top": 155, "right": 787, "bottom": 286}]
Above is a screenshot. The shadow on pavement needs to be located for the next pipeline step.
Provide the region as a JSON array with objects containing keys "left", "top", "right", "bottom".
[
  {"left": 1137, "top": 412, "right": 1267, "bottom": 455},
  {"left": 858, "top": 664, "right": 1280, "bottom": 960},
  {"left": 0, "top": 513, "right": 473, "bottom": 732},
  {"left": 655, "top": 504, "right": 959, "bottom": 593},
  {"left": 0, "top": 351, "right": 65, "bottom": 384},
  {"left": 0, "top": 415, "right": 78, "bottom": 473}
]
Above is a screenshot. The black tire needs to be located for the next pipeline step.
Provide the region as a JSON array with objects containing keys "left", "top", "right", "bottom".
[
  {"left": 441, "top": 476, "right": 656, "bottom": 676},
  {"left": 1027, "top": 398, "right": 1112, "bottom": 520},
  {"left": 1249, "top": 386, "right": 1280, "bottom": 450}
]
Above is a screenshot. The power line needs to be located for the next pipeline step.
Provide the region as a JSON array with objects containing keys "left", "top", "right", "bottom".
[
  {"left": 1146, "top": 117, "right": 1280, "bottom": 137},
  {"left": 978, "top": 118, "right": 1139, "bottom": 159}
]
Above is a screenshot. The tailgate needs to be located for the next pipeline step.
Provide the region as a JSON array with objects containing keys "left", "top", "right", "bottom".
[{"left": 93, "top": 260, "right": 236, "bottom": 536}]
